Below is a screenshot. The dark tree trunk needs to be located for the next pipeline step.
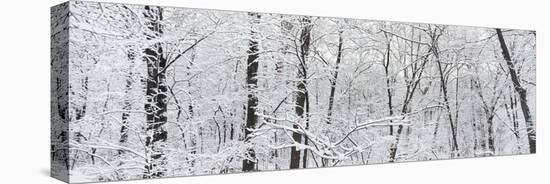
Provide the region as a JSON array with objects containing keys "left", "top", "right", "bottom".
[
  {"left": 321, "top": 30, "right": 343, "bottom": 166},
  {"left": 471, "top": 113, "right": 479, "bottom": 154},
  {"left": 486, "top": 112, "right": 496, "bottom": 154},
  {"left": 388, "top": 29, "right": 428, "bottom": 162},
  {"left": 302, "top": 91, "right": 310, "bottom": 168},
  {"left": 469, "top": 79, "right": 479, "bottom": 155},
  {"left": 382, "top": 37, "right": 394, "bottom": 135},
  {"left": 496, "top": 28, "right": 535, "bottom": 153},
  {"left": 504, "top": 92, "right": 522, "bottom": 151},
  {"left": 75, "top": 76, "right": 88, "bottom": 121},
  {"left": 242, "top": 12, "right": 261, "bottom": 172},
  {"left": 326, "top": 30, "right": 344, "bottom": 125},
  {"left": 290, "top": 17, "right": 312, "bottom": 169},
  {"left": 432, "top": 33, "right": 459, "bottom": 155},
  {"left": 143, "top": 6, "right": 168, "bottom": 178},
  {"left": 290, "top": 80, "right": 306, "bottom": 169}
]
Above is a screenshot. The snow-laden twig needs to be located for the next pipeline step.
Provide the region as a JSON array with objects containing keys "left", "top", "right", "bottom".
[
  {"left": 379, "top": 29, "right": 430, "bottom": 46},
  {"left": 71, "top": 139, "right": 147, "bottom": 160},
  {"left": 69, "top": 147, "right": 119, "bottom": 173},
  {"left": 70, "top": 110, "right": 148, "bottom": 124},
  {"left": 252, "top": 113, "right": 412, "bottom": 161},
  {"left": 333, "top": 116, "right": 411, "bottom": 146}
]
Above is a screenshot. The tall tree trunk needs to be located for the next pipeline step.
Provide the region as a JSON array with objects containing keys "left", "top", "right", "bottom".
[
  {"left": 187, "top": 44, "right": 197, "bottom": 164},
  {"left": 471, "top": 111, "right": 479, "bottom": 155},
  {"left": 432, "top": 33, "right": 459, "bottom": 155},
  {"left": 290, "top": 17, "right": 312, "bottom": 169},
  {"left": 119, "top": 48, "right": 136, "bottom": 152},
  {"left": 302, "top": 91, "right": 310, "bottom": 169},
  {"left": 388, "top": 29, "right": 427, "bottom": 162},
  {"left": 469, "top": 79, "right": 479, "bottom": 155},
  {"left": 326, "top": 30, "right": 344, "bottom": 125},
  {"left": 486, "top": 111, "right": 496, "bottom": 154},
  {"left": 495, "top": 28, "right": 535, "bottom": 153},
  {"left": 242, "top": 12, "right": 261, "bottom": 172},
  {"left": 383, "top": 37, "right": 394, "bottom": 135},
  {"left": 504, "top": 91, "right": 522, "bottom": 152},
  {"left": 143, "top": 6, "right": 168, "bottom": 178},
  {"left": 321, "top": 29, "right": 343, "bottom": 167}
]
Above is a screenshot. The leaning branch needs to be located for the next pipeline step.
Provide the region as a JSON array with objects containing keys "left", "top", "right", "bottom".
[{"left": 160, "top": 31, "right": 216, "bottom": 74}]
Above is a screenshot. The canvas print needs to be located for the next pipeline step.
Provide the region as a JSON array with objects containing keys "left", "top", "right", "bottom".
[{"left": 51, "top": 1, "right": 536, "bottom": 183}]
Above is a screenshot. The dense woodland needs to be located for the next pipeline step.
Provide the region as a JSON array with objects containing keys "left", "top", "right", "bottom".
[{"left": 51, "top": 1, "right": 536, "bottom": 182}]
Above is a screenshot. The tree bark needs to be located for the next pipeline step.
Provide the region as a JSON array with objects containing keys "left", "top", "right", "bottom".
[
  {"left": 382, "top": 35, "right": 394, "bottom": 135},
  {"left": 432, "top": 30, "right": 459, "bottom": 155},
  {"left": 388, "top": 29, "right": 428, "bottom": 162},
  {"left": 143, "top": 6, "right": 168, "bottom": 178},
  {"left": 242, "top": 12, "right": 261, "bottom": 172},
  {"left": 290, "top": 17, "right": 312, "bottom": 169},
  {"left": 495, "top": 28, "right": 535, "bottom": 153},
  {"left": 326, "top": 30, "right": 344, "bottom": 125},
  {"left": 486, "top": 111, "right": 496, "bottom": 154}
]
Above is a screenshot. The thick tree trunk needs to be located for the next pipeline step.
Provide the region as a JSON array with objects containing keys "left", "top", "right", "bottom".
[
  {"left": 290, "top": 80, "right": 306, "bottom": 168},
  {"left": 243, "top": 12, "right": 261, "bottom": 172},
  {"left": 290, "top": 17, "right": 312, "bottom": 169},
  {"left": 143, "top": 6, "right": 168, "bottom": 178},
  {"left": 495, "top": 28, "right": 535, "bottom": 153}
]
